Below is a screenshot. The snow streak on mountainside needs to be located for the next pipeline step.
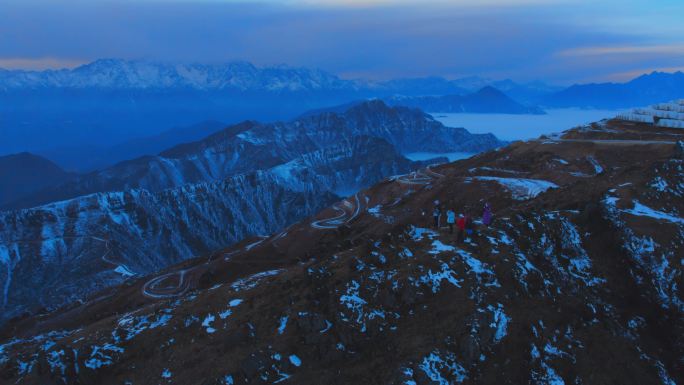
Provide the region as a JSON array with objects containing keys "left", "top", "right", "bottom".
[
  {"left": 1, "top": 119, "right": 681, "bottom": 385},
  {"left": 0, "top": 102, "right": 500, "bottom": 323}
]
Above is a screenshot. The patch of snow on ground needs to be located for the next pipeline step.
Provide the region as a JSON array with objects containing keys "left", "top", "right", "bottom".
[
  {"left": 487, "top": 304, "right": 510, "bottom": 342},
  {"left": 161, "top": 368, "right": 172, "bottom": 379},
  {"left": 202, "top": 314, "right": 216, "bottom": 334},
  {"left": 624, "top": 201, "right": 684, "bottom": 224},
  {"left": 84, "top": 343, "right": 124, "bottom": 370},
  {"left": 230, "top": 269, "right": 283, "bottom": 292},
  {"left": 418, "top": 262, "right": 463, "bottom": 293},
  {"left": 278, "top": 316, "right": 288, "bottom": 335},
  {"left": 417, "top": 350, "right": 467, "bottom": 384},
  {"left": 559, "top": 217, "right": 605, "bottom": 286},
  {"left": 114, "top": 265, "right": 136, "bottom": 277},
  {"left": 537, "top": 362, "right": 565, "bottom": 385},
  {"left": 455, "top": 249, "right": 499, "bottom": 286},
  {"left": 587, "top": 156, "right": 604, "bottom": 174},
  {"left": 650, "top": 177, "right": 669, "bottom": 192},
  {"left": 429, "top": 240, "right": 456, "bottom": 254},
  {"left": 474, "top": 177, "right": 558, "bottom": 200},
  {"left": 117, "top": 311, "right": 172, "bottom": 341},
  {"left": 288, "top": 354, "right": 301, "bottom": 367},
  {"left": 409, "top": 226, "right": 438, "bottom": 241}
]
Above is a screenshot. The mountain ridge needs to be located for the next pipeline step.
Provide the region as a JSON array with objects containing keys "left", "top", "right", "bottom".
[
  {"left": 3, "top": 101, "right": 502, "bottom": 211},
  {"left": 546, "top": 71, "right": 684, "bottom": 108}
]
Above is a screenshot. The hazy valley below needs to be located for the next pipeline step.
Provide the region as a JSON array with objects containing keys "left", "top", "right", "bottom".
[{"left": 432, "top": 108, "right": 628, "bottom": 141}]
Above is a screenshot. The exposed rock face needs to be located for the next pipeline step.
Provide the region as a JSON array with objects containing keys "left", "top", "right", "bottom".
[{"left": 1, "top": 119, "right": 681, "bottom": 385}]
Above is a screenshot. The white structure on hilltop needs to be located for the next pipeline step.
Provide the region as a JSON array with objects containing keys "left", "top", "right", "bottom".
[{"left": 617, "top": 100, "right": 684, "bottom": 128}]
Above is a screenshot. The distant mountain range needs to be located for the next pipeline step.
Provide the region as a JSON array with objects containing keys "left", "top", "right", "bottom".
[
  {"left": 546, "top": 71, "right": 684, "bottom": 109},
  {"left": 0, "top": 59, "right": 541, "bottom": 158},
  {"left": 0, "top": 59, "right": 353, "bottom": 91},
  {"left": 1, "top": 59, "right": 683, "bottom": 161},
  {"left": 385, "top": 86, "right": 545, "bottom": 114},
  {"left": 0, "top": 60, "right": 365, "bottom": 157}
]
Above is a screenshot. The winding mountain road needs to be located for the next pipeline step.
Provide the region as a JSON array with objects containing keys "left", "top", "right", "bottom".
[
  {"left": 395, "top": 165, "right": 445, "bottom": 185},
  {"left": 142, "top": 268, "right": 192, "bottom": 299},
  {"left": 311, "top": 193, "right": 364, "bottom": 230}
]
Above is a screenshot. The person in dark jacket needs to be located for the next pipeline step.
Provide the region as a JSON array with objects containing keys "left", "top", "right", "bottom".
[
  {"left": 433, "top": 207, "right": 441, "bottom": 229},
  {"left": 464, "top": 214, "right": 475, "bottom": 240}
]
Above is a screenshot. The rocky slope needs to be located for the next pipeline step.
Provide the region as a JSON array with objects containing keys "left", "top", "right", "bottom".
[
  {"left": 4, "top": 100, "right": 502, "bottom": 210},
  {"left": 1, "top": 119, "right": 681, "bottom": 384}
]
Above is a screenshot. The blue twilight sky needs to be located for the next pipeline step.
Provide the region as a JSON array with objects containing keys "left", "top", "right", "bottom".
[{"left": 1, "top": 0, "right": 683, "bottom": 84}]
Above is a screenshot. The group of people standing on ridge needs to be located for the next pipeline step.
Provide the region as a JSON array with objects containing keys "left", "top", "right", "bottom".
[{"left": 431, "top": 200, "right": 493, "bottom": 243}]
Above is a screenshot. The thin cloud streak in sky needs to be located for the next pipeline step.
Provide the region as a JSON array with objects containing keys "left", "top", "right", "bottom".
[
  {"left": 558, "top": 44, "right": 684, "bottom": 57},
  {"left": 0, "top": 57, "right": 86, "bottom": 70}
]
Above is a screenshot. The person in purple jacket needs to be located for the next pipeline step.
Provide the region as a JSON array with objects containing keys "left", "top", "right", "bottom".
[{"left": 482, "top": 202, "right": 493, "bottom": 226}]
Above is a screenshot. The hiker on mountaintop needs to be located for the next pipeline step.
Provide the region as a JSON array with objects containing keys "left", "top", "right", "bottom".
[
  {"left": 482, "top": 202, "right": 493, "bottom": 226},
  {"left": 464, "top": 214, "right": 476, "bottom": 241},
  {"left": 456, "top": 214, "right": 466, "bottom": 243},
  {"left": 432, "top": 206, "right": 441, "bottom": 229},
  {"left": 446, "top": 209, "right": 456, "bottom": 234}
]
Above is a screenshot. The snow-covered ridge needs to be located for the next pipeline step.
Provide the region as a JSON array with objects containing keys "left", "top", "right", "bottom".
[{"left": 0, "top": 59, "right": 352, "bottom": 91}]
